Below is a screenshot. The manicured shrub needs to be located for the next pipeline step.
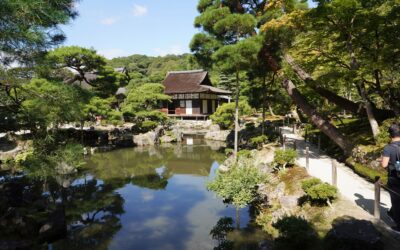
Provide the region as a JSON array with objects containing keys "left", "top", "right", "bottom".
[
  {"left": 237, "top": 149, "right": 252, "bottom": 158},
  {"left": 273, "top": 149, "right": 297, "bottom": 170},
  {"left": 250, "top": 135, "right": 268, "bottom": 149},
  {"left": 301, "top": 178, "right": 337, "bottom": 206},
  {"left": 306, "top": 184, "right": 337, "bottom": 204},
  {"left": 207, "top": 165, "right": 268, "bottom": 208},
  {"left": 301, "top": 178, "right": 322, "bottom": 192},
  {"left": 210, "top": 101, "right": 252, "bottom": 130}
]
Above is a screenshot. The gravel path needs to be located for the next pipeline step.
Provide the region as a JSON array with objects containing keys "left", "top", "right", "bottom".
[{"left": 280, "top": 126, "right": 394, "bottom": 226}]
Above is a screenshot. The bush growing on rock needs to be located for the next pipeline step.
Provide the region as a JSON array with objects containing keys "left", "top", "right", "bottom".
[
  {"left": 207, "top": 165, "right": 268, "bottom": 208},
  {"left": 273, "top": 149, "right": 297, "bottom": 170},
  {"left": 301, "top": 178, "right": 337, "bottom": 206},
  {"left": 237, "top": 149, "right": 252, "bottom": 159},
  {"left": 210, "top": 101, "right": 252, "bottom": 130},
  {"left": 301, "top": 178, "right": 322, "bottom": 191},
  {"left": 250, "top": 135, "right": 268, "bottom": 149}
]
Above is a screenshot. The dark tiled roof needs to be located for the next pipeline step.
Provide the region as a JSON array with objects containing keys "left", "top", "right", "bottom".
[{"left": 163, "top": 70, "right": 231, "bottom": 95}]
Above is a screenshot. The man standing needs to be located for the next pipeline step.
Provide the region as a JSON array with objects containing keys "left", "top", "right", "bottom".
[{"left": 382, "top": 124, "right": 400, "bottom": 232}]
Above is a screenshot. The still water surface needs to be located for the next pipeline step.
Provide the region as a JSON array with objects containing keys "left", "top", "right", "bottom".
[{"left": 1, "top": 141, "right": 266, "bottom": 249}]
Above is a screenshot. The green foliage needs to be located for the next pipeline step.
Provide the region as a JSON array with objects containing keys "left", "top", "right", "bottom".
[
  {"left": 250, "top": 135, "right": 268, "bottom": 149},
  {"left": 83, "top": 97, "right": 123, "bottom": 125},
  {"left": 122, "top": 83, "right": 170, "bottom": 132},
  {"left": 212, "top": 37, "right": 262, "bottom": 74},
  {"left": 21, "top": 78, "right": 85, "bottom": 129},
  {"left": 273, "top": 216, "right": 319, "bottom": 250},
  {"left": 237, "top": 149, "right": 252, "bottom": 159},
  {"left": 210, "top": 217, "right": 234, "bottom": 249},
  {"left": 21, "top": 142, "right": 85, "bottom": 177},
  {"left": 273, "top": 149, "right": 297, "bottom": 170},
  {"left": 301, "top": 178, "right": 337, "bottom": 205},
  {"left": 207, "top": 165, "right": 268, "bottom": 208},
  {"left": 301, "top": 178, "right": 322, "bottom": 192},
  {"left": 0, "top": 0, "right": 77, "bottom": 64},
  {"left": 376, "top": 118, "right": 400, "bottom": 145},
  {"left": 108, "top": 54, "right": 199, "bottom": 82},
  {"left": 210, "top": 101, "right": 252, "bottom": 129},
  {"left": 45, "top": 46, "right": 106, "bottom": 75},
  {"left": 44, "top": 46, "right": 122, "bottom": 97}
]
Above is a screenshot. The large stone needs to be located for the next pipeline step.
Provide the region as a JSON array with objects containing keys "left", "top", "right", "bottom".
[
  {"left": 204, "top": 130, "right": 231, "bottom": 142},
  {"left": 209, "top": 124, "right": 221, "bottom": 131},
  {"left": 254, "top": 146, "right": 275, "bottom": 167},
  {"left": 133, "top": 131, "right": 156, "bottom": 146},
  {"left": 133, "top": 126, "right": 163, "bottom": 146},
  {"left": 55, "top": 162, "right": 77, "bottom": 175},
  {"left": 279, "top": 196, "right": 299, "bottom": 211},
  {"left": 270, "top": 182, "right": 286, "bottom": 200},
  {"left": 325, "top": 216, "right": 383, "bottom": 250},
  {"left": 160, "top": 134, "right": 176, "bottom": 143}
]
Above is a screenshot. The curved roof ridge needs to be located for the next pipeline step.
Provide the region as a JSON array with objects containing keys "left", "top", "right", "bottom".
[{"left": 166, "top": 69, "right": 205, "bottom": 75}]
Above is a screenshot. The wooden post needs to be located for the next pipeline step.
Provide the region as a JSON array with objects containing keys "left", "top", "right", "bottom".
[
  {"left": 292, "top": 123, "right": 296, "bottom": 134},
  {"left": 374, "top": 176, "right": 381, "bottom": 219},
  {"left": 331, "top": 160, "right": 337, "bottom": 187},
  {"left": 293, "top": 140, "right": 297, "bottom": 151},
  {"left": 283, "top": 135, "right": 286, "bottom": 150},
  {"left": 306, "top": 146, "right": 310, "bottom": 171},
  {"left": 318, "top": 135, "right": 321, "bottom": 153}
]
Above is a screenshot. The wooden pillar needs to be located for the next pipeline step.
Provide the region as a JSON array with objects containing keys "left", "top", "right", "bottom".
[
  {"left": 283, "top": 135, "right": 286, "bottom": 150},
  {"left": 306, "top": 146, "right": 310, "bottom": 171},
  {"left": 331, "top": 160, "right": 337, "bottom": 187},
  {"left": 374, "top": 176, "right": 381, "bottom": 219}
]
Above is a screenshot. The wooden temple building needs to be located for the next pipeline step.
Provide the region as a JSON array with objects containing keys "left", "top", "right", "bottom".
[{"left": 161, "top": 70, "right": 231, "bottom": 119}]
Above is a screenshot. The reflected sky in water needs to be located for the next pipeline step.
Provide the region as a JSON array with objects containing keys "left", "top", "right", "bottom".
[{"left": 41, "top": 142, "right": 266, "bottom": 249}]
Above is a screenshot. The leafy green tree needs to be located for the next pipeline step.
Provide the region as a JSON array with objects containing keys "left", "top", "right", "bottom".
[
  {"left": 207, "top": 165, "right": 268, "bottom": 208},
  {"left": 20, "top": 78, "right": 85, "bottom": 132},
  {"left": 45, "top": 46, "right": 106, "bottom": 84},
  {"left": 122, "top": 83, "right": 170, "bottom": 132},
  {"left": 273, "top": 149, "right": 297, "bottom": 170},
  {"left": 210, "top": 100, "right": 252, "bottom": 130},
  {"left": 0, "top": 0, "right": 78, "bottom": 65},
  {"left": 83, "top": 97, "right": 122, "bottom": 125}
]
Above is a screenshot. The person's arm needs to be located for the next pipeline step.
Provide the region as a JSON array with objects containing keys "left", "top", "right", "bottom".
[
  {"left": 382, "top": 145, "right": 390, "bottom": 168},
  {"left": 382, "top": 156, "right": 390, "bottom": 168}
]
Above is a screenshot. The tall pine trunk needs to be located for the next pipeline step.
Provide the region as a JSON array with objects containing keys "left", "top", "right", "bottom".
[
  {"left": 282, "top": 78, "right": 353, "bottom": 155},
  {"left": 234, "top": 71, "right": 240, "bottom": 161}
]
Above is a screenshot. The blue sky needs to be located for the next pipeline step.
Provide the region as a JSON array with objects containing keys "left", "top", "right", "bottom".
[{"left": 62, "top": 0, "right": 316, "bottom": 59}]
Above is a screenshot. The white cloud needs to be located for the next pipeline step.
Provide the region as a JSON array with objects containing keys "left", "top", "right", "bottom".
[
  {"left": 132, "top": 4, "right": 148, "bottom": 17},
  {"left": 100, "top": 17, "right": 118, "bottom": 25},
  {"left": 153, "top": 45, "right": 184, "bottom": 56},
  {"left": 98, "top": 48, "right": 126, "bottom": 59}
]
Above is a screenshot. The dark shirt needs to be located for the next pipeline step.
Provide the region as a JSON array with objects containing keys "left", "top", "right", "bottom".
[{"left": 383, "top": 141, "right": 400, "bottom": 172}]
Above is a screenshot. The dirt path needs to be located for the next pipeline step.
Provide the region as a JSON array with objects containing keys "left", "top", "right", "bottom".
[{"left": 280, "top": 126, "right": 394, "bottom": 226}]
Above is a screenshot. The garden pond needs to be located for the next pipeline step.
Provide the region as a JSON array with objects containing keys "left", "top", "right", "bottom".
[{"left": 0, "top": 139, "right": 267, "bottom": 250}]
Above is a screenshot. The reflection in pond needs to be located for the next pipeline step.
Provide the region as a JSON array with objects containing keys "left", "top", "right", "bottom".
[{"left": 1, "top": 141, "right": 267, "bottom": 249}]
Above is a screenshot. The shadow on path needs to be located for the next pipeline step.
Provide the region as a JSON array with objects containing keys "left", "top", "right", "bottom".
[{"left": 352, "top": 193, "right": 394, "bottom": 226}]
